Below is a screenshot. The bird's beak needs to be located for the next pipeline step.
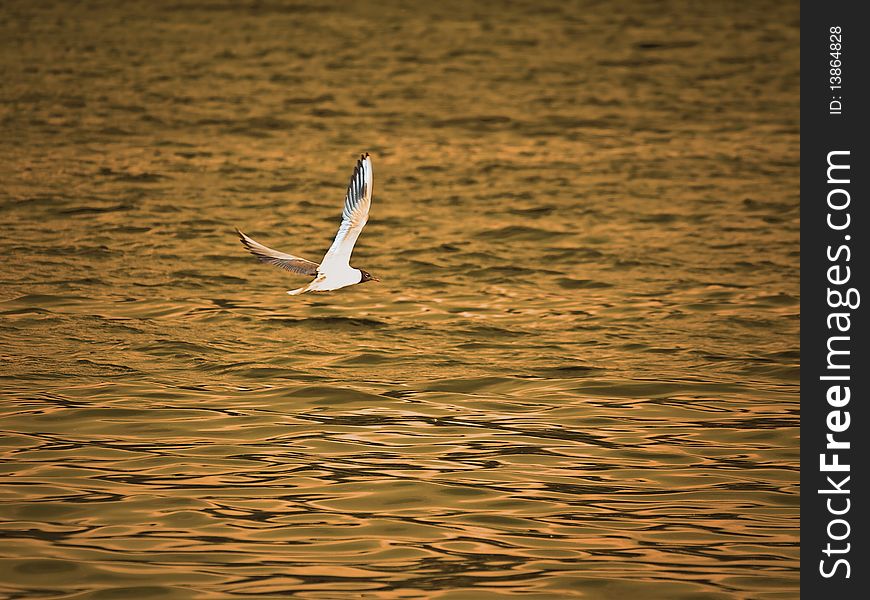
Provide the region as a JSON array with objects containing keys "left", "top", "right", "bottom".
[{"left": 373, "top": 276, "right": 381, "bottom": 282}]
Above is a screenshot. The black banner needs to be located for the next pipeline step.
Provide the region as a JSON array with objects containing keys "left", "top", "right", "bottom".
[{"left": 802, "top": 1, "right": 868, "bottom": 596}]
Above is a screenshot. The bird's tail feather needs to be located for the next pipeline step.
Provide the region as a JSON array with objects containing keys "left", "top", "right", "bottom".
[{"left": 286, "top": 286, "right": 309, "bottom": 296}]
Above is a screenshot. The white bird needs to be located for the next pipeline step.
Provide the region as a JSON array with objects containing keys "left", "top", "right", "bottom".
[{"left": 236, "top": 152, "right": 379, "bottom": 296}]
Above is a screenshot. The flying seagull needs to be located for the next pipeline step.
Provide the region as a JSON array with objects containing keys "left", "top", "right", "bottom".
[{"left": 236, "top": 152, "right": 379, "bottom": 296}]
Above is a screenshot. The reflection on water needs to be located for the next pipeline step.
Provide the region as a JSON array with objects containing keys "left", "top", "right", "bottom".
[{"left": 1, "top": 0, "right": 798, "bottom": 598}]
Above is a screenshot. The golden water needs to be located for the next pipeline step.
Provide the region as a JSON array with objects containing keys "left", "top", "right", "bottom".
[{"left": 1, "top": 1, "right": 799, "bottom": 598}]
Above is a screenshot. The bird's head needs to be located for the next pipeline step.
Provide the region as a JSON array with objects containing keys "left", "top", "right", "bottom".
[{"left": 359, "top": 269, "right": 380, "bottom": 283}]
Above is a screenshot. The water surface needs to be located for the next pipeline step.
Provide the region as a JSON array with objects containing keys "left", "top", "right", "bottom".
[{"left": 1, "top": 1, "right": 799, "bottom": 598}]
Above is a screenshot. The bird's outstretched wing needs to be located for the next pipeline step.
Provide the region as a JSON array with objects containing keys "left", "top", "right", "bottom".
[
  {"left": 236, "top": 229, "right": 320, "bottom": 277},
  {"left": 319, "top": 153, "right": 373, "bottom": 272}
]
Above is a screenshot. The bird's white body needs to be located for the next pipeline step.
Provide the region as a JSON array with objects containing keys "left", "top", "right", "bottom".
[
  {"left": 237, "top": 153, "right": 378, "bottom": 296},
  {"left": 287, "top": 267, "right": 363, "bottom": 295}
]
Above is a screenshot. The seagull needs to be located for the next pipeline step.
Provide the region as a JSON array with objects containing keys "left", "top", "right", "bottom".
[{"left": 236, "top": 152, "right": 379, "bottom": 296}]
